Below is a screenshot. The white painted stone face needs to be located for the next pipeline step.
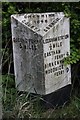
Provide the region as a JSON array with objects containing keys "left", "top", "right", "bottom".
[{"left": 11, "top": 12, "right": 71, "bottom": 95}]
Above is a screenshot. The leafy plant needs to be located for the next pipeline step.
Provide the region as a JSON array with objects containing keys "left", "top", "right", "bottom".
[{"left": 2, "top": 2, "right": 80, "bottom": 119}]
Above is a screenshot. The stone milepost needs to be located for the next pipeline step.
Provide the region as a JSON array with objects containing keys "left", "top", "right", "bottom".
[{"left": 11, "top": 12, "right": 71, "bottom": 96}]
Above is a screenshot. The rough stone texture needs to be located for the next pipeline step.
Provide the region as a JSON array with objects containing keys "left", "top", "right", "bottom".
[{"left": 11, "top": 12, "right": 71, "bottom": 95}]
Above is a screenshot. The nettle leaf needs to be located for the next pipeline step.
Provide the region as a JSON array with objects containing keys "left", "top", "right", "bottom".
[
  {"left": 64, "top": 48, "right": 80, "bottom": 65},
  {"left": 8, "top": 6, "right": 16, "bottom": 14}
]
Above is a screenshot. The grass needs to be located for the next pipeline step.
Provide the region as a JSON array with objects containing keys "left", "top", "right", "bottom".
[
  {"left": 1, "top": 74, "right": 80, "bottom": 119},
  {"left": 42, "top": 97, "right": 80, "bottom": 119}
]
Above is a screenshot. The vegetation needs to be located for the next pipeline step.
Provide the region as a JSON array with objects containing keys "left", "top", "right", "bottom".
[{"left": 2, "top": 2, "right": 80, "bottom": 119}]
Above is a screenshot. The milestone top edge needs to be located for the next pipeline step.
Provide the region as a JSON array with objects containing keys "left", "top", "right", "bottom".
[{"left": 11, "top": 12, "right": 67, "bottom": 37}]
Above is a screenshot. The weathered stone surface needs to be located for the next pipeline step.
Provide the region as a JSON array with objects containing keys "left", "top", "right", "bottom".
[{"left": 11, "top": 12, "right": 71, "bottom": 95}]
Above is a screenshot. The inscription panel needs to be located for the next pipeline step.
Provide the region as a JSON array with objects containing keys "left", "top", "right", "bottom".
[
  {"left": 43, "top": 17, "right": 71, "bottom": 94},
  {"left": 12, "top": 12, "right": 64, "bottom": 36},
  {"left": 11, "top": 18, "right": 45, "bottom": 94}
]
